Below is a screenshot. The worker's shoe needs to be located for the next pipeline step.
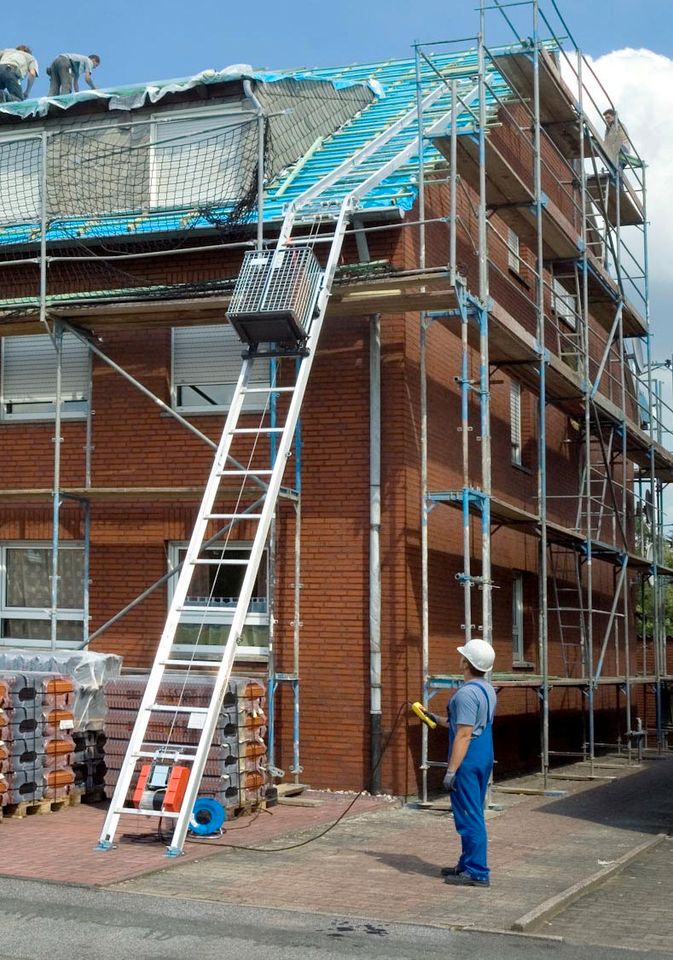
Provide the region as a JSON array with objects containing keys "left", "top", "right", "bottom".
[
  {"left": 443, "top": 872, "right": 490, "bottom": 888},
  {"left": 440, "top": 865, "right": 462, "bottom": 877}
]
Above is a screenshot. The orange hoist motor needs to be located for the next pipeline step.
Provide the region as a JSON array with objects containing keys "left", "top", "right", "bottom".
[{"left": 133, "top": 761, "right": 190, "bottom": 813}]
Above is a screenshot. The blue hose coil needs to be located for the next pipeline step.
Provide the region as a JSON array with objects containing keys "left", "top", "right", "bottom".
[{"left": 189, "top": 797, "right": 226, "bottom": 836}]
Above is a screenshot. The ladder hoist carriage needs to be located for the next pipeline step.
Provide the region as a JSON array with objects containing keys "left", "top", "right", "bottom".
[{"left": 227, "top": 246, "right": 323, "bottom": 352}]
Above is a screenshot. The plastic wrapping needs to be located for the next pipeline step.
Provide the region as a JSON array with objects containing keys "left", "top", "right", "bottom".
[{"left": 0, "top": 650, "right": 121, "bottom": 732}]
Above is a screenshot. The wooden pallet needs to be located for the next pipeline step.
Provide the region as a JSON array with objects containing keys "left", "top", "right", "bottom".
[
  {"left": 228, "top": 797, "right": 266, "bottom": 820},
  {"left": 0, "top": 790, "right": 83, "bottom": 821}
]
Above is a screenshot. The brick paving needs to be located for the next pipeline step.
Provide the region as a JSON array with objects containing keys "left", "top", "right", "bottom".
[
  {"left": 0, "top": 757, "right": 671, "bottom": 951},
  {"left": 545, "top": 838, "right": 673, "bottom": 952},
  {"left": 0, "top": 794, "right": 388, "bottom": 886},
  {"left": 112, "top": 757, "right": 673, "bottom": 937}
]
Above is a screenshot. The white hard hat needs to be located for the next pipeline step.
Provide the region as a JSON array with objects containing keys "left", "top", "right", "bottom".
[{"left": 457, "top": 639, "right": 495, "bottom": 672}]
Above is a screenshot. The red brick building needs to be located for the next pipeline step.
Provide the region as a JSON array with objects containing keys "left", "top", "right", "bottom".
[{"left": 0, "top": 42, "right": 670, "bottom": 799}]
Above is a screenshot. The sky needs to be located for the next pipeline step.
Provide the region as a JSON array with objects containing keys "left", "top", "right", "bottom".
[{"left": 3, "top": 1, "right": 673, "bottom": 84}]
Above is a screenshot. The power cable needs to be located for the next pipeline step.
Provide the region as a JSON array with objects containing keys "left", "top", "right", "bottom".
[{"left": 184, "top": 700, "right": 410, "bottom": 853}]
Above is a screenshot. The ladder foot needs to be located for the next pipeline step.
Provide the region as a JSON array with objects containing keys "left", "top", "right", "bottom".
[
  {"left": 96, "top": 840, "right": 116, "bottom": 852},
  {"left": 165, "top": 846, "right": 185, "bottom": 858}
]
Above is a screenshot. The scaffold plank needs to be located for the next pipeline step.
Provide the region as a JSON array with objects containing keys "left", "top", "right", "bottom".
[
  {"left": 586, "top": 173, "right": 644, "bottom": 228},
  {"left": 490, "top": 49, "right": 581, "bottom": 158}
]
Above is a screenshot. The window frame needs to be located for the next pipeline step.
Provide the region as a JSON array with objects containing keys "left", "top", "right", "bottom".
[
  {"left": 171, "top": 324, "right": 269, "bottom": 416},
  {"left": 552, "top": 276, "right": 577, "bottom": 330},
  {"left": 0, "top": 333, "right": 90, "bottom": 423},
  {"left": 149, "top": 104, "right": 252, "bottom": 212},
  {"left": 0, "top": 541, "right": 85, "bottom": 649},
  {"left": 510, "top": 379, "right": 523, "bottom": 466},
  {"left": 167, "top": 541, "right": 270, "bottom": 661},
  {"left": 507, "top": 227, "right": 521, "bottom": 275}
]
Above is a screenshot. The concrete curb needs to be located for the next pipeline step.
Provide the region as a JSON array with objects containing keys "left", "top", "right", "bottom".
[{"left": 510, "top": 833, "right": 666, "bottom": 933}]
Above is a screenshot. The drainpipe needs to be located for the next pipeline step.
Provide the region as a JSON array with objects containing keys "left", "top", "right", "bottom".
[
  {"left": 352, "top": 218, "right": 383, "bottom": 794},
  {"left": 370, "top": 314, "right": 382, "bottom": 794}
]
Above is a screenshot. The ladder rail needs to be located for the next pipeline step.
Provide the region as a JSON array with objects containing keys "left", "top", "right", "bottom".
[
  {"left": 166, "top": 198, "right": 353, "bottom": 854},
  {"left": 98, "top": 357, "right": 257, "bottom": 848}
]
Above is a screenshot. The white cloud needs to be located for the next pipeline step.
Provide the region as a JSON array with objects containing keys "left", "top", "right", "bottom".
[{"left": 589, "top": 48, "right": 673, "bottom": 354}]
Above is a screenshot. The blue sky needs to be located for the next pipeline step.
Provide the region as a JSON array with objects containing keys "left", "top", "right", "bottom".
[{"left": 4, "top": 1, "right": 673, "bottom": 90}]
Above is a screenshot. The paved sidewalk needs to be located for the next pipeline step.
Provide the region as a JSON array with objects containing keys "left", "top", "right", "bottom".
[
  {"left": 546, "top": 836, "right": 673, "bottom": 952},
  {"left": 0, "top": 793, "right": 387, "bottom": 886},
  {"left": 112, "top": 756, "right": 673, "bottom": 939}
]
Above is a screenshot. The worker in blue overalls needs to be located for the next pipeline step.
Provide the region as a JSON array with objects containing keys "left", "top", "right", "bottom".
[{"left": 428, "top": 638, "right": 496, "bottom": 887}]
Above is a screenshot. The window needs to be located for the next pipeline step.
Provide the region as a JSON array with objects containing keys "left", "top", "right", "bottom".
[
  {"left": 0, "top": 543, "right": 85, "bottom": 648},
  {"left": 172, "top": 324, "right": 269, "bottom": 413},
  {"left": 1, "top": 334, "right": 89, "bottom": 421},
  {"left": 150, "top": 107, "right": 252, "bottom": 211},
  {"left": 510, "top": 380, "right": 522, "bottom": 466},
  {"left": 168, "top": 543, "right": 269, "bottom": 659},
  {"left": 507, "top": 228, "right": 520, "bottom": 274},
  {"left": 552, "top": 277, "right": 577, "bottom": 329},
  {"left": 512, "top": 573, "right": 525, "bottom": 663},
  {"left": 0, "top": 133, "right": 42, "bottom": 226}
]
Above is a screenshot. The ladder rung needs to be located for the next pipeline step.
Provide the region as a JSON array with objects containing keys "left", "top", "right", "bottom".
[
  {"left": 243, "top": 386, "right": 296, "bottom": 394},
  {"left": 149, "top": 704, "right": 209, "bottom": 714},
  {"left": 231, "top": 427, "right": 284, "bottom": 434},
  {"left": 191, "top": 558, "right": 249, "bottom": 565},
  {"left": 160, "top": 659, "right": 221, "bottom": 667},
  {"left": 134, "top": 751, "right": 196, "bottom": 762},
  {"left": 218, "top": 469, "right": 274, "bottom": 476},
  {"left": 114, "top": 807, "right": 180, "bottom": 818},
  {"left": 204, "top": 512, "right": 262, "bottom": 520}
]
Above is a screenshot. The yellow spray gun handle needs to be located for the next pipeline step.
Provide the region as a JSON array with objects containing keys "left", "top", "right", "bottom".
[{"left": 411, "top": 701, "right": 437, "bottom": 729}]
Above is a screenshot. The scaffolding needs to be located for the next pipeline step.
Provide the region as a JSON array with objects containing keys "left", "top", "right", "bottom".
[
  {"left": 0, "top": 5, "right": 670, "bottom": 804},
  {"left": 417, "top": 0, "right": 672, "bottom": 797}
]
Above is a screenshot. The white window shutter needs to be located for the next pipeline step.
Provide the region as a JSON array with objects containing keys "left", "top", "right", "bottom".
[
  {"left": 173, "top": 324, "right": 246, "bottom": 387},
  {"left": 510, "top": 380, "right": 522, "bottom": 462},
  {"left": 172, "top": 324, "right": 269, "bottom": 412},
  {"left": 2, "top": 334, "right": 89, "bottom": 403}
]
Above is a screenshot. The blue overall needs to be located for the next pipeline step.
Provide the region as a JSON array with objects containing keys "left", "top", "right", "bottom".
[{"left": 448, "top": 681, "right": 495, "bottom": 881}]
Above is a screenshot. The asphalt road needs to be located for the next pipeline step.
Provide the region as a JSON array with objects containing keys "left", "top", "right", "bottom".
[{"left": 1, "top": 876, "right": 672, "bottom": 960}]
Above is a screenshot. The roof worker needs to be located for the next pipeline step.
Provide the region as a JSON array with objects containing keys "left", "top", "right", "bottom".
[
  {"left": 47, "top": 53, "right": 100, "bottom": 97},
  {"left": 0, "top": 45, "right": 39, "bottom": 102},
  {"left": 603, "top": 108, "right": 642, "bottom": 169},
  {"left": 426, "top": 638, "right": 497, "bottom": 888}
]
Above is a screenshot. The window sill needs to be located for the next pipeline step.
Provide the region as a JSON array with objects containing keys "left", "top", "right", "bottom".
[
  {"left": 512, "top": 660, "right": 536, "bottom": 671},
  {"left": 511, "top": 461, "right": 533, "bottom": 476},
  {"left": 0, "top": 414, "right": 88, "bottom": 425},
  {"left": 161, "top": 408, "right": 267, "bottom": 419}
]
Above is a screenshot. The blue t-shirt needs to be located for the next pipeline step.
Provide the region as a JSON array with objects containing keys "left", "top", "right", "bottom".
[{"left": 448, "top": 680, "right": 496, "bottom": 739}]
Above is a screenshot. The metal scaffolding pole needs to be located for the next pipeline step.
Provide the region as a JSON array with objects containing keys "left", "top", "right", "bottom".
[
  {"left": 477, "top": 8, "right": 492, "bottom": 646},
  {"left": 49, "top": 322, "right": 64, "bottom": 652},
  {"left": 531, "top": 0, "right": 550, "bottom": 783}
]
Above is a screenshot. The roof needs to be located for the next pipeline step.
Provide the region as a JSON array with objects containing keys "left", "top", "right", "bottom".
[{"left": 0, "top": 47, "right": 516, "bottom": 248}]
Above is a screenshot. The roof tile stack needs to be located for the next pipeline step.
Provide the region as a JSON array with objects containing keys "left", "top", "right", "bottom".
[
  {"left": 0, "top": 672, "right": 77, "bottom": 812},
  {"left": 104, "top": 674, "right": 267, "bottom": 815}
]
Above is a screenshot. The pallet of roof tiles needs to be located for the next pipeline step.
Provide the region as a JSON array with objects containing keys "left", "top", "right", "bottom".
[
  {"left": 0, "top": 670, "right": 81, "bottom": 815},
  {"left": 103, "top": 674, "right": 268, "bottom": 816}
]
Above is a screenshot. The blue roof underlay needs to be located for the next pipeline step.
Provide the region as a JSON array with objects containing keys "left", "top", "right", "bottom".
[{"left": 0, "top": 48, "right": 518, "bottom": 248}]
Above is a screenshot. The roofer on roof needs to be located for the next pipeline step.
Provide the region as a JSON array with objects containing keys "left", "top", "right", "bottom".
[
  {"left": 47, "top": 53, "right": 100, "bottom": 96},
  {"left": 0, "top": 46, "right": 39, "bottom": 102}
]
